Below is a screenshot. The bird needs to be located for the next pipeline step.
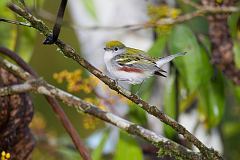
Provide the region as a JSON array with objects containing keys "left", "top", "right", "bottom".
[{"left": 103, "top": 40, "right": 186, "bottom": 85}]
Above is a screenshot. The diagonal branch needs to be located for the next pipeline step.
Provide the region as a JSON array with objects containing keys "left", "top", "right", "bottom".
[
  {"left": 0, "top": 57, "right": 201, "bottom": 160},
  {"left": 0, "top": 47, "right": 92, "bottom": 160},
  {"left": 6, "top": 2, "right": 222, "bottom": 159}
]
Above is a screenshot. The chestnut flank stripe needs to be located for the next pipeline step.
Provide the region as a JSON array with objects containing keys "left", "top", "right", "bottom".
[{"left": 118, "top": 67, "right": 143, "bottom": 73}]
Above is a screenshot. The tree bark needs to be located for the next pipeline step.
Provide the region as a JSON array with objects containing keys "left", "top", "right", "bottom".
[
  {"left": 202, "top": 0, "right": 240, "bottom": 84},
  {"left": 0, "top": 68, "right": 35, "bottom": 160}
]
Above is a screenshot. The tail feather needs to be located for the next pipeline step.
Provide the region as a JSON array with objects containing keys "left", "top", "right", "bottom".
[
  {"left": 154, "top": 70, "right": 167, "bottom": 77},
  {"left": 156, "top": 52, "right": 187, "bottom": 68}
]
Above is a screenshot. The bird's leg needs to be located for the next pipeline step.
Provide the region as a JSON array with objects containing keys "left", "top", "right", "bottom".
[
  {"left": 116, "top": 78, "right": 129, "bottom": 84},
  {"left": 113, "top": 79, "right": 121, "bottom": 94},
  {"left": 114, "top": 79, "right": 119, "bottom": 86},
  {"left": 114, "top": 79, "right": 130, "bottom": 94},
  {"left": 135, "top": 80, "right": 144, "bottom": 96}
]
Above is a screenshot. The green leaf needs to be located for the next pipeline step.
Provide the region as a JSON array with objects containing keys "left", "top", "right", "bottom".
[
  {"left": 233, "top": 40, "right": 240, "bottom": 69},
  {"left": 0, "top": 6, "right": 36, "bottom": 62},
  {"left": 137, "top": 76, "right": 155, "bottom": 100},
  {"left": 197, "top": 34, "right": 211, "bottom": 54},
  {"left": 24, "top": 0, "right": 45, "bottom": 7},
  {"left": 228, "top": 7, "right": 240, "bottom": 70},
  {"left": 163, "top": 74, "right": 177, "bottom": 138},
  {"left": 0, "top": 24, "right": 16, "bottom": 50},
  {"left": 58, "top": 146, "right": 82, "bottom": 160},
  {"left": 0, "top": 2, "right": 16, "bottom": 50},
  {"left": 0, "top": 0, "right": 8, "bottom": 7},
  {"left": 223, "top": 122, "right": 240, "bottom": 136},
  {"left": 128, "top": 103, "right": 147, "bottom": 125},
  {"left": 187, "top": 16, "right": 209, "bottom": 34},
  {"left": 148, "top": 34, "right": 168, "bottom": 57},
  {"left": 92, "top": 129, "right": 110, "bottom": 160},
  {"left": 198, "top": 72, "right": 225, "bottom": 128},
  {"left": 228, "top": 12, "right": 240, "bottom": 39},
  {"left": 180, "top": 91, "right": 197, "bottom": 112},
  {"left": 14, "top": 26, "right": 36, "bottom": 62},
  {"left": 168, "top": 25, "right": 213, "bottom": 92},
  {"left": 81, "top": 0, "right": 97, "bottom": 19},
  {"left": 233, "top": 85, "right": 240, "bottom": 103},
  {"left": 114, "top": 132, "right": 143, "bottom": 160}
]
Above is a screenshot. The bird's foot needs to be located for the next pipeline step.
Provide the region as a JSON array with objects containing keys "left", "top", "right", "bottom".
[{"left": 114, "top": 79, "right": 131, "bottom": 94}]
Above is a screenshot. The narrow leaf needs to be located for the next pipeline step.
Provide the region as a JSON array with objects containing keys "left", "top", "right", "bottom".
[
  {"left": 148, "top": 34, "right": 168, "bottom": 57},
  {"left": 198, "top": 72, "right": 225, "bottom": 128},
  {"left": 163, "top": 74, "right": 177, "bottom": 138},
  {"left": 81, "top": 0, "right": 97, "bottom": 19},
  {"left": 233, "top": 40, "right": 240, "bottom": 69},
  {"left": 168, "top": 25, "right": 213, "bottom": 92},
  {"left": 114, "top": 132, "right": 143, "bottom": 160},
  {"left": 228, "top": 12, "right": 240, "bottom": 39},
  {"left": 92, "top": 129, "right": 110, "bottom": 160},
  {"left": 14, "top": 26, "right": 36, "bottom": 62}
]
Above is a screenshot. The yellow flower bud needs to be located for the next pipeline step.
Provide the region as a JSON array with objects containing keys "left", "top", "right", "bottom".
[
  {"left": 5, "top": 153, "right": 10, "bottom": 159},
  {"left": 1, "top": 151, "right": 5, "bottom": 157}
]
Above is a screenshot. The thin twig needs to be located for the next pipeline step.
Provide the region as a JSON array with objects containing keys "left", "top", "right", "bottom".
[
  {"left": 6, "top": 3, "right": 222, "bottom": 159},
  {"left": 0, "top": 18, "right": 32, "bottom": 27},
  {"left": 0, "top": 58, "right": 202, "bottom": 160},
  {"left": 0, "top": 47, "right": 92, "bottom": 160}
]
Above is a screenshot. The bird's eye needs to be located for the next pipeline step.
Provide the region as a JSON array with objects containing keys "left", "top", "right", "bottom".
[{"left": 114, "top": 47, "right": 119, "bottom": 52}]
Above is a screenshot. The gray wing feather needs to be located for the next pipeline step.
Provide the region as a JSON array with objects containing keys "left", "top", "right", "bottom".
[{"left": 114, "top": 54, "right": 158, "bottom": 72}]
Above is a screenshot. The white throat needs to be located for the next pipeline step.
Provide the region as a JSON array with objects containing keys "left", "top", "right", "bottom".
[
  {"left": 104, "top": 50, "right": 116, "bottom": 76},
  {"left": 104, "top": 50, "right": 114, "bottom": 63}
]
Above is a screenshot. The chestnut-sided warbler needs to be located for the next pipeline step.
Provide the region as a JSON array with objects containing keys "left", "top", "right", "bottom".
[{"left": 104, "top": 41, "right": 186, "bottom": 84}]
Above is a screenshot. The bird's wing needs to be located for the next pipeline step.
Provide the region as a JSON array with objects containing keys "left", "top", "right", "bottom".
[{"left": 114, "top": 52, "right": 157, "bottom": 71}]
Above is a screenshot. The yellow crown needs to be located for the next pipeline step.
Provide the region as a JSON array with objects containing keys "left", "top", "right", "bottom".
[{"left": 105, "top": 41, "right": 125, "bottom": 49}]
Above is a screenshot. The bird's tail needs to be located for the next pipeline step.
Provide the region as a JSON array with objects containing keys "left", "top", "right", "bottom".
[
  {"left": 156, "top": 52, "right": 187, "bottom": 68},
  {"left": 154, "top": 69, "right": 167, "bottom": 77}
]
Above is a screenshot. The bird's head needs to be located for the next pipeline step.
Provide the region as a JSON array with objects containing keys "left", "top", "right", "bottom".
[{"left": 104, "top": 41, "right": 126, "bottom": 56}]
